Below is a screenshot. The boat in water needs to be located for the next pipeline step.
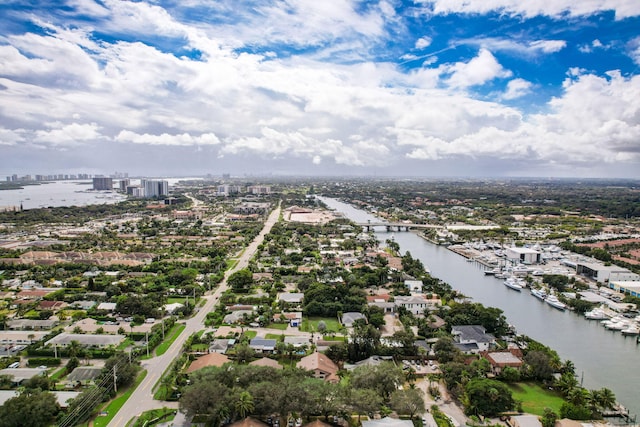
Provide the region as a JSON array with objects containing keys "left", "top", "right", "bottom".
[
  {"left": 545, "top": 294, "right": 566, "bottom": 310},
  {"left": 621, "top": 324, "right": 640, "bottom": 336},
  {"left": 584, "top": 306, "right": 609, "bottom": 320},
  {"left": 504, "top": 277, "right": 523, "bottom": 291},
  {"left": 531, "top": 288, "right": 547, "bottom": 300},
  {"left": 484, "top": 267, "right": 501, "bottom": 275}
]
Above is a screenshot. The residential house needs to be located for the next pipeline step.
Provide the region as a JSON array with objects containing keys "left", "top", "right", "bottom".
[
  {"left": 297, "top": 351, "right": 339, "bottom": 383},
  {"left": 249, "top": 338, "right": 277, "bottom": 354},
  {"left": 186, "top": 352, "right": 230, "bottom": 373},
  {"left": 482, "top": 350, "right": 524, "bottom": 375},
  {"left": 278, "top": 292, "right": 304, "bottom": 304},
  {"left": 362, "top": 418, "right": 414, "bottom": 427},
  {"left": 227, "top": 417, "right": 269, "bottom": 427},
  {"left": 223, "top": 310, "right": 254, "bottom": 324},
  {"left": 6, "top": 319, "right": 58, "bottom": 331},
  {"left": 394, "top": 295, "right": 435, "bottom": 316},
  {"left": 272, "top": 311, "right": 302, "bottom": 327},
  {"left": 284, "top": 336, "right": 310, "bottom": 348},
  {"left": 249, "top": 357, "right": 283, "bottom": 370},
  {"left": 508, "top": 415, "right": 543, "bottom": 427},
  {"left": 367, "top": 294, "right": 395, "bottom": 314},
  {"left": 451, "top": 325, "right": 496, "bottom": 354},
  {"left": 97, "top": 302, "right": 117, "bottom": 311},
  {"left": 341, "top": 312, "right": 367, "bottom": 327},
  {"left": 209, "top": 339, "right": 232, "bottom": 354},
  {"left": 405, "top": 280, "right": 423, "bottom": 293},
  {"left": 46, "top": 333, "right": 125, "bottom": 349}
]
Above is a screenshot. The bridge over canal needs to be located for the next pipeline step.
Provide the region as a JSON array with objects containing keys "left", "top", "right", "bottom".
[{"left": 357, "top": 221, "right": 443, "bottom": 231}]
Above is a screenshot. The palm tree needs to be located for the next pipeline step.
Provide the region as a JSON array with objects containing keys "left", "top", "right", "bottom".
[
  {"left": 235, "top": 391, "right": 254, "bottom": 419},
  {"left": 555, "top": 372, "right": 579, "bottom": 396},
  {"left": 595, "top": 388, "right": 617, "bottom": 411},
  {"left": 567, "top": 387, "right": 590, "bottom": 406}
]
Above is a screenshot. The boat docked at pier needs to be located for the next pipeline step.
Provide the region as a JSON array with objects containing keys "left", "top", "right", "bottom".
[
  {"left": 545, "top": 294, "right": 566, "bottom": 310},
  {"left": 504, "top": 277, "right": 523, "bottom": 291},
  {"left": 621, "top": 324, "right": 640, "bottom": 336},
  {"left": 484, "top": 267, "right": 501, "bottom": 275},
  {"left": 584, "top": 306, "right": 610, "bottom": 320},
  {"left": 531, "top": 288, "right": 547, "bottom": 301}
]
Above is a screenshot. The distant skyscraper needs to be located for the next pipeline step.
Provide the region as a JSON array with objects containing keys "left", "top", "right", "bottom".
[
  {"left": 141, "top": 179, "right": 169, "bottom": 198},
  {"left": 92, "top": 177, "right": 113, "bottom": 191},
  {"left": 119, "top": 179, "right": 130, "bottom": 192}
]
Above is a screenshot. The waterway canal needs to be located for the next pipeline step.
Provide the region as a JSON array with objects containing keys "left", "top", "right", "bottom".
[{"left": 318, "top": 196, "right": 639, "bottom": 418}]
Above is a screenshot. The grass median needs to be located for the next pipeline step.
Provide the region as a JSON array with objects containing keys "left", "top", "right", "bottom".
[{"left": 93, "top": 370, "right": 148, "bottom": 427}]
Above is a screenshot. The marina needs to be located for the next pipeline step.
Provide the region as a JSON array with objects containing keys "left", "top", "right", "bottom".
[{"left": 319, "top": 196, "right": 640, "bottom": 419}]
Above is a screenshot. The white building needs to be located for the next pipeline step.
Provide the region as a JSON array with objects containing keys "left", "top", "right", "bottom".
[
  {"left": 141, "top": 179, "right": 169, "bottom": 198},
  {"left": 505, "top": 247, "right": 541, "bottom": 264},
  {"left": 394, "top": 295, "right": 436, "bottom": 316},
  {"left": 577, "top": 262, "right": 639, "bottom": 283}
]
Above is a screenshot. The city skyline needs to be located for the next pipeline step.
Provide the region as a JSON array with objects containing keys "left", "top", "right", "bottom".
[{"left": 1, "top": 1, "right": 639, "bottom": 178}]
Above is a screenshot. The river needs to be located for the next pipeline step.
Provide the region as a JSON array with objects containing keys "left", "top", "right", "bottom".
[{"left": 319, "top": 196, "right": 639, "bottom": 418}]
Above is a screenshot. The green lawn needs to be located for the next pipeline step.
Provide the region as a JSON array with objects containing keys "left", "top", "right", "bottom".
[
  {"left": 167, "top": 296, "right": 187, "bottom": 304},
  {"left": 508, "top": 382, "right": 565, "bottom": 415},
  {"left": 266, "top": 333, "right": 285, "bottom": 340},
  {"left": 266, "top": 322, "right": 289, "bottom": 330},
  {"left": 93, "top": 370, "right": 148, "bottom": 427},
  {"left": 155, "top": 324, "right": 186, "bottom": 356},
  {"left": 131, "top": 408, "right": 176, "bottom": 427},
  {"left": 299, "top": 317, "right": 342, "bottom": 333},
  {"left": 244, "top": 330, "right": 258, "bottom": 339},
  {"left": 191, "top": 343, "right": 208, "bottom": 351},
  {"left": 322, "top": 335, "right": 346, "bottom": 341}
]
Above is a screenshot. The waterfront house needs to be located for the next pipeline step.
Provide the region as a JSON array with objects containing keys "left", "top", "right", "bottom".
[
  {"left": 451, "top": 325, "right": 496, "bottom": 354},
  {"left": 482, "top": 350, "right": 524, "bottom": 374}
]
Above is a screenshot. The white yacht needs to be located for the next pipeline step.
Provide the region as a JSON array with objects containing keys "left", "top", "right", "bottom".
[
  {"left": 545, "top": 294, "right": 566, "bottom": 310},
  {"left": 484, "top": 267, "right": 501, "bottom": 275},
  {"left": 531, "top": 288, "right": 547, "bottom": 301},
  {"left": 512, "top": 264, "right": 531, "bottom": 276},
  {"left": 606, "top": 320, "right": 630, "bottom": 331},
  {"left": 621, "top": 324, "right": 640, "bottom": 336},
  {"left": 504, "top": 277, "right": 523, "bottom": 291},
  {"left": 584, "top": 307, "right": 609, "bottom": 320}
]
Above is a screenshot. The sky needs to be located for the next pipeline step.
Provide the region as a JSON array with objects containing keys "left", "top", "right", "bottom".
[{"left": 0, "top": 0, "right": 639, "bottom": 178}]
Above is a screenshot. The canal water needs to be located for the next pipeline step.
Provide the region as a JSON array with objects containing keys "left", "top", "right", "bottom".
[{"left": 319, "top": 196, "right": 639, "bottom": 418}]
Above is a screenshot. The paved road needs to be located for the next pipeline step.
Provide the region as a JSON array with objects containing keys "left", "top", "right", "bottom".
[{"left": 107, "top": 204, "right": 282, "bottom": 427}]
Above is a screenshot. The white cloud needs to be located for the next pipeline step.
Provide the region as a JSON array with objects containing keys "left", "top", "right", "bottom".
[
  {"left": 463, "top": 37, "right": 566, "bottom": 56},
  {"left": 628, "top": 36, "right": 640, "bottom": 65},
  {"left": 34, "top": 122, "right": 102, "bottom": 146},
  {"left": 445, "top": 49, "right": 512, "bottom": 88},
  {"left": 0, "top": 128, "right": 26, "bottom": 146},
  {"left": 419, "top": 0, "right": 640, "bottom": 20},
  {"left": 0, "top": 1, "right": 638, "bottom": 177},
  {"left": 502, "top": 78, "right": 533, "bottom": 100},
  {"left": 415, "top": 36, "right": 432, "bottom": 49},
  {"left": 528, "top": 40, "right": 566, "bottom": 53},
  {"left": 115, "top": 131, "right": 221, "bottom": 146}
]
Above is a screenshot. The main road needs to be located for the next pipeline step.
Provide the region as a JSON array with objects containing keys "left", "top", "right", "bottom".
[{"left": 108, "top": 204, "right": 282, "bottom": 427}]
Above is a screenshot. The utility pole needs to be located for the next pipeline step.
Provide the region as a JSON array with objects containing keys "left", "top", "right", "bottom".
[
  {"left": 146, "top": 331, "right": 149, "bottom": 358},
  {"left": 113, "top": 365, "right": 118, "bottom": 393}
]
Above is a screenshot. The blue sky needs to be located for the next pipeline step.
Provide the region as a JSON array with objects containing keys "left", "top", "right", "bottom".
[{"left": 0, "top": 0, "right": 639, "bottom": 178}]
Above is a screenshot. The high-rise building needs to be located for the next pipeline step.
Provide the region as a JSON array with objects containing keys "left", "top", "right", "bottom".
[
  {"left": 119, "top": 179, "right": 130, "bottom": 192},
  {"left": 92, "top": 177, "right": 113, "bottom": 191},
  {"left": 141, "top": 179, "right": 169, "bottom": 198}
]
